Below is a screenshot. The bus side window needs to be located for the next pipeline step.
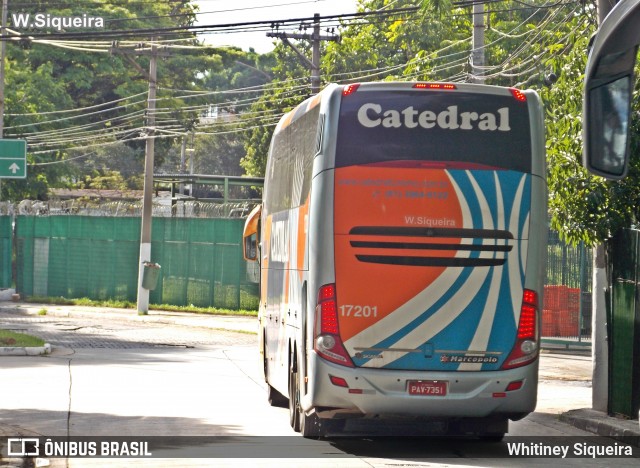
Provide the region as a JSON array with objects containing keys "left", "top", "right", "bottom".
[
  {"left": 244, "top": 233, "right": 258, "bottom": 261},
  {"left": 243, "top": 205, "right": 262, "bottom": 262}
]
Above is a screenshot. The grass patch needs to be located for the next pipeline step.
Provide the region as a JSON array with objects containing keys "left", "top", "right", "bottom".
[
  {"left": 0, "top": 329, "right": 45, "bottom": 347},
  {"left": 25, "top": 296, "right": 258, "bottom": 317},
  {"left": 150, "top": 303, "right": 257, "bottom": 317}
]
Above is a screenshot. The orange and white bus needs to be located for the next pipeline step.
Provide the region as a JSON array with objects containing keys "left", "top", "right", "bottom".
[{"left": 243, "top": 81, "right": 547, "bottom": 438}]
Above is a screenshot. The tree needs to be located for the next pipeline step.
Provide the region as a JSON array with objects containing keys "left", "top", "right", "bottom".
[
  {"left": 155, "top": 46, "right": 276, "bottom": 179},
  {"left": 240, "top": 43, "right": 312, "bottom": 177},
  {"left": 1, "top": 1, "right": 224, "bottom": 200},
  {"left": 542, "top": 29, "right": 640, "bottom": 245}
]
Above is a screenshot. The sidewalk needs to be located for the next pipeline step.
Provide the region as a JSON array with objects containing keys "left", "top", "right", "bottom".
[
  {"left": 0, "top": 300, "right": 259, "bottom": 335},
  {"left": 1, "top": 299, "right": 639, "bottom": 448},
  {"left": 560, "top": 408, "right": 640, "bottom": 446}
]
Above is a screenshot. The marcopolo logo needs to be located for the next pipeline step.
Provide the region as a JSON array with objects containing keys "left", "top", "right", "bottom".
[
  {"left": 440, "top": 354, "right": 499, "bottom": 364},
  {"left": 356, "top": 103, "right": 511, "bottom": 132},
  {"left": 11, "top": 13, "right": 105, "bottom": 31}
]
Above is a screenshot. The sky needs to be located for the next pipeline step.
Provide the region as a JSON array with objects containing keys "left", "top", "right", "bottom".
[{"left": 194, "top": 0, "right": 360, "bottom": 53}]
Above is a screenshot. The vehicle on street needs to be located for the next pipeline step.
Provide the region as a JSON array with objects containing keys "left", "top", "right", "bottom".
[{"left": 244, "top": 81, "right": 547, "bottom": 438}]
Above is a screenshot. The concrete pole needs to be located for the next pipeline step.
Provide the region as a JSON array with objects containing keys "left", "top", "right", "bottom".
[
  {"left": 137, "top": 40, "right": 158, "bottom": 315},
  {"left": 179, "top": 135, "right": 187, "bottom": 195},
  {"left": 471, "top": 2, "right": 485, "bottom": 83},
  {"left": 598, "top": 0, "right": 616, "bottom": 23},
  {"left": 592, "top": 245, "right": 608, "bottom": 411},
  {"left": 311, "top": 14, "right": 321, "bottom": 95}
]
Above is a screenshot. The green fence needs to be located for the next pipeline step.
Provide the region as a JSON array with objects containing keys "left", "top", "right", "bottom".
[
  {"left": 607, "top": 229, "right": 640, "bottom": 418},
  {"left": 8, "top": 213, "right": 594, "bottom": 324},
  {"left": 0, "top": 215, "right": 11, "bottom": 288},
  {"left": 15, "top": 215, "right": 259, "bottom": 310},
  {"left": 543, "top": 231, "right": 592, "bottom": 344}
]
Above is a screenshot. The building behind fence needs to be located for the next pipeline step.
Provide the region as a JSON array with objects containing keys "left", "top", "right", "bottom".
[{"left": 0, "top": 202, "right": 593, "bottom": 339}]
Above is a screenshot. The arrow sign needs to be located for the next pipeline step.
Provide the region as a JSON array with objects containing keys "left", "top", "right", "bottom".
[{"left": 0, "top": 139, "right": 27, "bottom": 179}]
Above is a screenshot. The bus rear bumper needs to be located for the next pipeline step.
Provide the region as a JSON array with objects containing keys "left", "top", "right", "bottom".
[{"left": 305, "top": 356, "right": 538, "bottom": 421}]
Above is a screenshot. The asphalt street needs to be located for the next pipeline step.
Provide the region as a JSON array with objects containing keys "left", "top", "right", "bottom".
[{"left": 0, "top": 301, "right": 638, "bottom": 467}]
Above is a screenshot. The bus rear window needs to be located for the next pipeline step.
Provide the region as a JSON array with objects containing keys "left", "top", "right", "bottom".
[{"left": 336, "top": 90, "right": 532, "bottom": 173}]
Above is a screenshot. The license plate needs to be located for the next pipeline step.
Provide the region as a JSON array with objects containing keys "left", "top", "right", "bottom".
[{"left": 407, "top": 380, "right": 447, "bottom": 396}]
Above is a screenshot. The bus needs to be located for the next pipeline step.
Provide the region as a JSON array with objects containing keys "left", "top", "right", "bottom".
[{"left": 243, "top": 81, "right": 547, "bottom": 438}]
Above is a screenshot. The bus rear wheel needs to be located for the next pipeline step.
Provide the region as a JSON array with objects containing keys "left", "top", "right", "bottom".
[
  {"left": 289, "top": 367, "right": 341, "bottom": 438},
  {"left": 288, "top": 364, "right": 301, "bottom": 432}
]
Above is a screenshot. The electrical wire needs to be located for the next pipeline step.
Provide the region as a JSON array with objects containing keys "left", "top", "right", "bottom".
[{"left": 19, "top": 1, "right": 583, "bottom": 161}]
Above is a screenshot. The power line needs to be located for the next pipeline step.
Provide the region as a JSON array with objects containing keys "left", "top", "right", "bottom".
[{"left": 13, "top": 2, "right": 583, "bottom": 160}]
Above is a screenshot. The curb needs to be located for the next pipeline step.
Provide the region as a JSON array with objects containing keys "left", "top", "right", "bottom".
[
  {"left": 0, "top": 288, "right": 16, "bottom": 301},
  {"left": 0, "top": 343, "right": 52, "bottom": 356},
  {"left": 560, "top": 408, "right": 640, "bottom": 447}
]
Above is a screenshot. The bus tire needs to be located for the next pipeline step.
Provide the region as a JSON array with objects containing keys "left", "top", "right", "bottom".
[{"left": 288, "top": 364, "right": 301, "bottom": 432}]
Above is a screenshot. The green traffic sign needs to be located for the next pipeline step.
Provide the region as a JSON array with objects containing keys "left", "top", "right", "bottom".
[{"left": 0, "top": 139, "right": 27, "bottom": 179}]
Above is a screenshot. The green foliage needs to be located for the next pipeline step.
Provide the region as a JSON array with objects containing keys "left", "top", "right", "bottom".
[
  {"left": 1, "top": 1, "right": 222, "bottom": 200},
  {"left": 541, "top": 23, "right": 640, "bottom": 245},
  {"left": 241, "top": 44, "right": 310, "bottom": 177}
]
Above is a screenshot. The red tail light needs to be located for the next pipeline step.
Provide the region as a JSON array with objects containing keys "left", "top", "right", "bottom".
[
  {"left": 510, "top": 88, "right": 527, "bottom": 102},
  {"left": 518, "top": 290, "right": 538, "bottom": 339},
  {"left": 314, "top": 284, "right": 354, "bottom": 367},
  {"left": 502, "top": 289, "right": 539, "bottom": 369},
  {"left": 342, "top": 84, "right": 360, "bottom": 96},
  {"left": 413, "top": 83, "right": 457, "bottom": 90}
]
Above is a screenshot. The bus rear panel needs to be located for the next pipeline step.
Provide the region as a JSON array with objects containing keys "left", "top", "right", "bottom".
[{"left": 260, "top": 82, "right": 547, "bottom": 436}]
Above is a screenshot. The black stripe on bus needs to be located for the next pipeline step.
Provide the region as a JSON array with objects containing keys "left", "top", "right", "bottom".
[
  {"left": 355, "top": 255, "right": 506, "bottom": 267},
  {"left": 350, "top": 241, "right": 512, "bottom": 252},
  {"left": 349, "top": 226, "right": 514, "bottom": 240}
]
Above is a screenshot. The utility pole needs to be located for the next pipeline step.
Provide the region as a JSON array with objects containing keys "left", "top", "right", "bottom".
[
  {"left": 110, "top": 40, "right": 171, "bottom": 314},
  {"left": 598, "top": 0, "right": 616, "bottom": 22},
  {"left": 470, "top": 1, "right": 485, "bottom": 83},
  {"left": 267, "top": 14, "right": 339, "bottom": 94},
  {"left": 179, "top": 135, "right": 187, "bottom": 196},
  {"left": 137, "top": 40, "right": 158, "bottom": 315}
]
